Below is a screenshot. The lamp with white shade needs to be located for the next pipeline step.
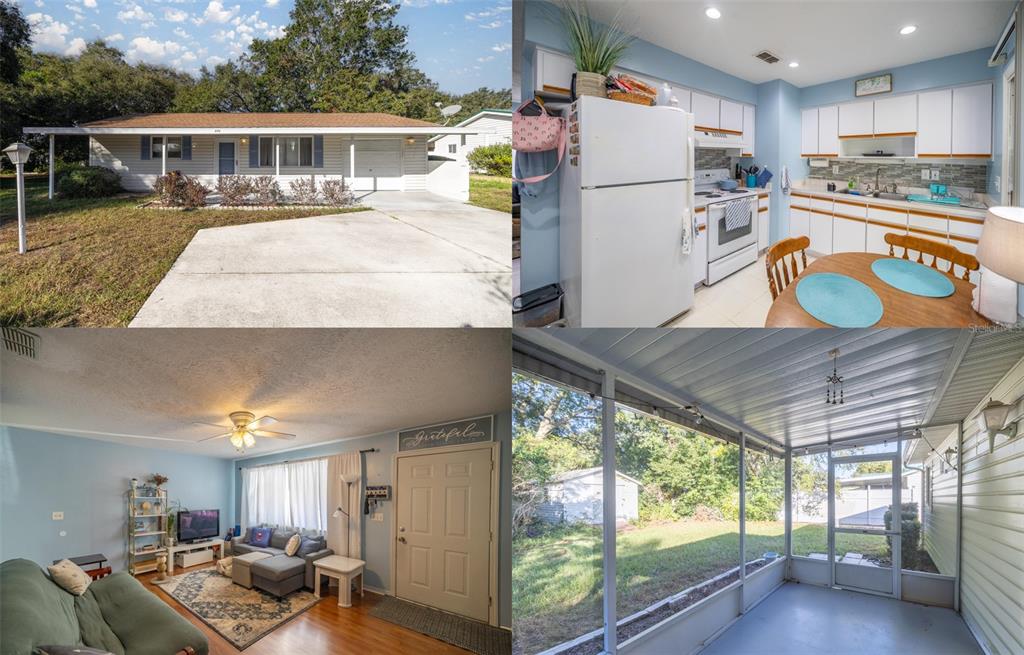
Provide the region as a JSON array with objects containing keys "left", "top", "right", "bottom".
[
  {"left": 3, "top": 142, "right": 34, "bottom": 254},
  {"left": 976, "top": 397, "right": 1019, "bottom": 452},
  {"left": 974, "top": 206, "right": 1024, "bottom": 324}
]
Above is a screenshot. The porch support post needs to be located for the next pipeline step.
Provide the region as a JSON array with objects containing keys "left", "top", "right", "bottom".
[
  {"left": 349, "top": 140, "right": 356, "bottom": 180},
  {"left": 275, "top": 138, "right": 280, "bottom": 179},
  {"left": 784, "top": 446, "right": 793, "bottom": 567},
  {"left": 161, "top": 138, "right": 167, "bottom": 176},
  {"left": 955, "top": 420, "right": 964, "bottom": 612},
  {"left": 48, "top": 134, "right": 54, "bottom": 200},
  {"left": 601, "top": 369, "right": 616, "bottom": 655},
  {"left": 827, "top": 446, "right": 835, "bottom": 587},
  {"left": 739, "top": 432, "right": 746, "bottom": 613}
]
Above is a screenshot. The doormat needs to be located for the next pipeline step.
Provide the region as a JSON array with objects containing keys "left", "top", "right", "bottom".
[
  {"left": 157, "top": 569, "right": 318, "bottom": 650},
  {"left": 369, "top": 596, "right": 511, "bottom": 655}
]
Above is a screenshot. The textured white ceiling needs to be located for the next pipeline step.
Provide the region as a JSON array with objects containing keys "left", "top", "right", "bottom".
[
  {"left": 1, "top": 329, "right": 510, "bottom": 458},
  {"left": 584, "top": 0, "right": 1013, "bottom": 86}
]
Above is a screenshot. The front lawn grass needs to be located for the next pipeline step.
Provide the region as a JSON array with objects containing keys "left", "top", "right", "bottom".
[
  {"left": 513, "top": 520, "right": 887, "bottom": 655},
  {"left": 469, "top": 174, "right": 511, "bottom": 213},
  {"left": 0, "top": 177, "right": 367, "bottom": 326}
]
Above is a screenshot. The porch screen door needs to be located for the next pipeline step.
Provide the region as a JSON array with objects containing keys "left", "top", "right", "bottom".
[
  {"left": 829, "top": 453, "right": 901, "bottom": 597},
  {"left": 218, "top": 142, "right": 235, "bottom": 175}
]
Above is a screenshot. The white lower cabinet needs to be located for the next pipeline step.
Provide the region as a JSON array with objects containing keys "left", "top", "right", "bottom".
[
  {"left": 758, "top": 200, "right": 770, "bottom": 251},
  {"left": 694, "top": 210, "right": 708, "bottom": 285},
  {"left": 867, "top": 222, "right": 902, "bottom": 254},
  {"left": 790, "top": 207, "right": 809, "bottom": 240},
  {"left": 832, "top": 215, "right": 867, "bottom": 253},
  {"left": 809, "top": 210, "right": 833, "bottom": 255}
]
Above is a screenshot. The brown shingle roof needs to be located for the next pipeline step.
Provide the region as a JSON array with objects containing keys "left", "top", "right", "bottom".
[{"left": 81, "top": 112, "right": 440, "bottom": 129}]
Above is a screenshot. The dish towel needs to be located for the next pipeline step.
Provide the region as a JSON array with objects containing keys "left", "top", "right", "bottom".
[
  {"left": 725, "top": 198, "right": 753, "bottom": 231},
  {"left": 781, "top": 165, "right": 792, "bottom": 194}
]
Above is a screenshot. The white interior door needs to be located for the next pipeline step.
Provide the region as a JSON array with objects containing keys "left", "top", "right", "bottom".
[
  {"left": 829, "top": 454, "right": 901, "bottom": 597},
  {"left": 395, "top": 446, "right": 492, "bottom": 621}
]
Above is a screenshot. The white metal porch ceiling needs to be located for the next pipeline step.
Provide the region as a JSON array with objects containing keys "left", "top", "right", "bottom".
[{"left": 518, "top": 328, "right": 1024, "bottom": 450}]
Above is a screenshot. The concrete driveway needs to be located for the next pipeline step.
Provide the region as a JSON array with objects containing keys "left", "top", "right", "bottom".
[{"left": 130, "top": 192, "right": 511, "bottom": 327}]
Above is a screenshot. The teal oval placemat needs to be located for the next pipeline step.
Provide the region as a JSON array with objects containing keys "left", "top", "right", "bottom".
[
  {"left": 795, "top": 273, "right": 883, "bottom": 327},
  {"left": 870, "top": 257, "right": 955, "bottom": 298}
]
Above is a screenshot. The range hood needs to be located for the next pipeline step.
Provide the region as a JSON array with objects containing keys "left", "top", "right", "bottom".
[{"left": 694, "top": 127, "right": 744, "bottom": 152}]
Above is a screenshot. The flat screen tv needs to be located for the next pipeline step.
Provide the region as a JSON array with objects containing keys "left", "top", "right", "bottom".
[{"left": 177, "top": 509, "right": 220, "bottom": 543}]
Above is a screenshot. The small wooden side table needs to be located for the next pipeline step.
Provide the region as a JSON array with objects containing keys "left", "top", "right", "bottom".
[{"left": 313, "top": 555, "right": 365, "bottom": 608}]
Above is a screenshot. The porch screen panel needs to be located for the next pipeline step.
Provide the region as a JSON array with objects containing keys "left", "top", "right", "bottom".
[
  {"left": 140, "top": 136, "right": 150, "bottom": 160},
  {"left": 181, "top": 136, "right": 192, "bottom": 161},
  {"left": 249, "top": 135, "right": 259, "bottom": 168},
  {"left": 313, "top": 135, "right": 324, "bottom": 168},
  {"left": 791, "top": 451, "right": 828, "bottom": 557}
]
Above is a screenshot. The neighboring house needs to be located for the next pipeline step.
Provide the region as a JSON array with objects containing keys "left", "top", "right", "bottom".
[
  {"left": 24, "top": 112, "right": 480, "bottom": 201},
  {"left": 430, "top": 109, "right": 512, "bottom": 162},
  {"left": 538, "top": 467, "right": 641, "bottom": 525}
]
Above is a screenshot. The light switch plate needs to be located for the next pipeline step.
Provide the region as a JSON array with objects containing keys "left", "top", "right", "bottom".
[
  {"left": 931, "top": 169, "right": 941, "bottom": 181},
  {"left": 371, "top": 512, "right": 384, "bottom": 522},
  {"left": 833, "top": 165, "right": 839, "bottom": 174},
  {"left": 52, "top": 511, "right": 64, "bottom": 520},
  {"left": 921, "top": 169, "right": 930, "bottom": 181}
]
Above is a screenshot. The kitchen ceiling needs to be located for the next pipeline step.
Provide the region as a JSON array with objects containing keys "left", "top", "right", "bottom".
[
  {"left": 0, "top": 329, "right": 510, "bottom": 458},
  {"left": 583, "top": 1, "right": 1014, "bottom": 87},
  {"left": 516, "top": 328, "right": 1024, "bottom": 449}
]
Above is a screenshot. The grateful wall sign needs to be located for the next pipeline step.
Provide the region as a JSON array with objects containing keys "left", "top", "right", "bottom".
[{"left": 398, "top": 415, "right": 494, "bottom": 452}]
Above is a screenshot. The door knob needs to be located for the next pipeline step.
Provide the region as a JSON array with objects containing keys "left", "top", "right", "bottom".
[{"left": 398, "top": 536, "right": 407, "bottom": 543}]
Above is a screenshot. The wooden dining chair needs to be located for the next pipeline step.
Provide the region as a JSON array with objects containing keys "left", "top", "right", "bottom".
[
  {"left": 884, "top": 232, "right": 979, "bottom": 282},
  {"left": 765, "top": 236, "right": 810, "bottom": 300}
]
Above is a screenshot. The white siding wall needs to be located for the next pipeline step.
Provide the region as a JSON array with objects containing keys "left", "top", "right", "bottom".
[
  {"left": 432, "top": 113, "right": 511, "bottom": 162},
  {"left": 924, "top": 359, "right": 1024, "bottom": 655},
  {"left": 89, "top": 134, "right": 427, "bottom": 193},
  {"left": 550, "top": 470, "right": 639, "bottom": 524},
  {"left": 923, "top": 451, "right": 959, "bottom": 576}
]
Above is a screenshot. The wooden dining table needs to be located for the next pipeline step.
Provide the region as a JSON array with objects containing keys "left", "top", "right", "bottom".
[{"left": 765, "top": 252, "right": 992, "bottom": 327}]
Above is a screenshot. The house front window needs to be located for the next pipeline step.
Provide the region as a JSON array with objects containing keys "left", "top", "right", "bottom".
[
  {"left": 448, "top": 144, "right": 457, "bottom": 154},
  {"left": 259, "top": 137, "right": 274, "bottom": 167},
  {"left": 281, "top": 136, "right": 313, "bottom": 167},
  {"left": 152, "top": 136, "right": 181, "bottom": 159}
]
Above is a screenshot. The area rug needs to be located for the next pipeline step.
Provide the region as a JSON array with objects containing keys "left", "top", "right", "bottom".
[
  {"left": 157, "top": 569, "right": 318, "bottom": 649},
  {"left": 369, "top": 596, "right": 511, "bottom": 655}
]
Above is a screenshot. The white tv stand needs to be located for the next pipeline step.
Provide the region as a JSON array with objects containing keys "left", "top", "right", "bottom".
[{"left": 168, "top": 537, "right": 224, "bottom": 574}]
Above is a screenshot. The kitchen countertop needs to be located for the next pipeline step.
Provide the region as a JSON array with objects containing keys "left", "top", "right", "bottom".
[{"left": 790, "top": 183, "right": 989, "bottom": 219}]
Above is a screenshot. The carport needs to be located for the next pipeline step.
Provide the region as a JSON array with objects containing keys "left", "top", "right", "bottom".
[{"left": 513, "top": 328, "right": 1024, "bottom": 655}]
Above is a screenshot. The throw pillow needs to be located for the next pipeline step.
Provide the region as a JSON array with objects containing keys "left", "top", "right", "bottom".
[
  {"left": 47, "top": 559, "right": 91, "bottom": 596},
  {"left": 35, "top": 647, "right": 115, "bottom": 655},
  {"left": 285, "top": 534, "right": 301, "bottom": 556},
  {"left": 250, "top": 527, "right": 272, "bottom": 547},
  {"left": 296, "top": 536, "right": 323, "bottom": 558}
]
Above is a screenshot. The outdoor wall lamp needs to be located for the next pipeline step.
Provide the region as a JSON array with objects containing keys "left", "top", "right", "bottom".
[
  {"left": 977, "top": 397, "right": 1020, "bottom": 452},
  {"left": 3, "top": 142, "right": 34, "bottom": 254}
]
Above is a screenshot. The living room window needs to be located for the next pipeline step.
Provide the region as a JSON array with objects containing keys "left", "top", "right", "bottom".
[
  {"left": 280, "top": 136, "right": 313, "bottom": 167},
  {"left": 259, "top": 137, "right": 274, "bottom": 167},
  {"left": 152, "top": 136, "right": 181, "bottom": 159},
  {"left": 240, "top": 458, "right": 328, "bottom": 531}
]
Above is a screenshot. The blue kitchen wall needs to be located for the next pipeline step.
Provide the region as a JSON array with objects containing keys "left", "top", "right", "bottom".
[
  {"left": 520, "top": 0, "right": 759, "bottom": 289},
  {"left": 231, "top": 409, "right": 513, "bottom": 628},
  {"left": 0, "top": 427, "right": 233, "bottom": 573},
  {"left": 756, "top": 80, "right": 808, "bottom": 243}
]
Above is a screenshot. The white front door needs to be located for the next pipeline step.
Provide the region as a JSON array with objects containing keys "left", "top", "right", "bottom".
[{"left": 395, "top": 446, "right": 492, "bottom": 621}]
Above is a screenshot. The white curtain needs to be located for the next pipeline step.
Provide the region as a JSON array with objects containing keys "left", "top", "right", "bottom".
[
  {"left": 326, "top": 452, "right": 363, "bottom": 558},
  {"left": 240, "top": 458, "right": 328, "bottom": 532}
]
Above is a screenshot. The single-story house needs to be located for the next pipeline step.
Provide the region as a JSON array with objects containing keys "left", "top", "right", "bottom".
[
  {"left": 538, "top": 467, "right": 641, "bottom": 525},
  {"left": 23, "top": 112, "right": 482, "bottom": 201},
  {"left": 429, "top": 109, "right": 511, "bottom": 161}
]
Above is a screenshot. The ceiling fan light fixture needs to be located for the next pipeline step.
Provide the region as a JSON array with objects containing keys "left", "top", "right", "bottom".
[
  {"left": 243, "top": 430, "right": 256, "bottom": 448},
  {"left": 705, "top": 7, "right": 721, "bottom": 19},
  {"left": 229, "top": 430, "right": 245, "bottom": 450}
]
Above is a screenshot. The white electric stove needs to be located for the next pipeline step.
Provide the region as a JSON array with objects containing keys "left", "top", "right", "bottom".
[{"left": 694, "top": 169, "right": 760, "bottom": 285}]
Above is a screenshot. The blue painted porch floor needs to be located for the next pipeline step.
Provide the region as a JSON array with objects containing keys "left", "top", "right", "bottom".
[{"left": 700, "top": 582, "right": 981, "bottom": 654}]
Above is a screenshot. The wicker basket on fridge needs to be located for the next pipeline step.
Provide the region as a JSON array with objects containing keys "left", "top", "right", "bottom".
[{"left": 607, "top": 90, "right": 655, "bottom": 106}]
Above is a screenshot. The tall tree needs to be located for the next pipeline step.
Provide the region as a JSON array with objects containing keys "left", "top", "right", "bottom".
[{"left": 0, "top": 0, "right": 30, "bottom": 84}]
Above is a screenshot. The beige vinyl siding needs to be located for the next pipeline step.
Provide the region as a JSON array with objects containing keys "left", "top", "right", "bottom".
[
  {"left": 89, "top": 133, "right": 428, "bottom": 193},
  {"left": 924, "top": 358, "right": 1024, "bottom": 655},
  {"left": 923, "top": 455, "right": 959, "bottom": 575},
  {"left": 432, "top": 113, "right": 510, "bottom": 158}
]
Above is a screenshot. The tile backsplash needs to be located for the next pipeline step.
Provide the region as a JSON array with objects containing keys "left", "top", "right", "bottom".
[
  {"left": 695, "top": 148, "right": 735, "bottom": 171},
  {"left": 821, "top": 159, "right": 990, "bottom": 194}
]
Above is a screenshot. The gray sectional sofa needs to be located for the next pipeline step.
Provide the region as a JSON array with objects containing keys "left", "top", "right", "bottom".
[{"left": 231, "top": 527, "right": 332, "bottom": 597}]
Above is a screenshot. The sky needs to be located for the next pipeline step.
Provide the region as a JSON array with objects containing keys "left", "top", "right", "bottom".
[{"left": 17, "top": 0, "right": 511, "bottom": 94}]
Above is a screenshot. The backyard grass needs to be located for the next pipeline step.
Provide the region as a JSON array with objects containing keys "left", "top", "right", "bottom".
[
  {"left": 0, "top": 177, "right": 368, "bottom": 327},
  {"left": 513, "top": 520, "right": 888, "bottom": 655},
  {"left": 469, "top": 174, "right": 511, "bottom": 213}
]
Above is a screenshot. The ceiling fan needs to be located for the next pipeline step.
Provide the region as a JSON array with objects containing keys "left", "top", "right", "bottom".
[{"left": 196, "top": 411, "right": 296, "bottom": 452}]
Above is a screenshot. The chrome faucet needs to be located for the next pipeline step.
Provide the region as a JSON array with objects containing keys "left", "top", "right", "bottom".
[{"left": 875, "top": 167, "right": 881, "bottom": 194}]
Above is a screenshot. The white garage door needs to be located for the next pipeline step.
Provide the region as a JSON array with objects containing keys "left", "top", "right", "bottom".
[{"left": 353, "top": 139, "right": 402, "bottom": 191}]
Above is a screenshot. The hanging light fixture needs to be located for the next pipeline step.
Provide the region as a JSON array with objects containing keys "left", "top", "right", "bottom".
[
  {"left": 825, "top": 348, "right": 844, "bottom": 405},
  {"left": 977, "top": 397, "right": 1019, "bottom": 452}
]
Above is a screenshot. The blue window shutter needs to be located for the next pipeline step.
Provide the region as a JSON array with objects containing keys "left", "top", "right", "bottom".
[
  {"left": 141, "top": 136, "right": 151, "bottom": 160},
  {"left": 313, "top": 135, "right": 324, "bottom": 168},
  {"left": 249, "top": 135, "right": 259, "bottom": 168},
  {"left": 181, "top": 136, "right": 192, "bottom": 161}
]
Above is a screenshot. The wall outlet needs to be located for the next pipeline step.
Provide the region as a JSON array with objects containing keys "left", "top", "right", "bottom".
[
  {"left": 52, "top": 511, "right": 64, "bottom": 520},
  {"left": 931, "top": 169, "right": 941, "bottom": 181},
  {"left": 59, "top": 530, "right": 67, "bottom": 537},
  {"left": 832, "top": 165, "right": 839, "bottom": 175},
  {"left": 921, "top": 169, "right": 930, "bottom": 181},
  {"left": 371, "top": 512, "right": 384, "bottom": 522}
]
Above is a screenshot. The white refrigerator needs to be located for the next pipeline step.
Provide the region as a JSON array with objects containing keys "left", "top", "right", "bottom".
[{"left": 559, "top": 96, "right": 695, "bottom": 327}]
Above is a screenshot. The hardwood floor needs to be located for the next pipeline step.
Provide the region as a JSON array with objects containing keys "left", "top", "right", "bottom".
[{"left": 140, "top": 564, "right": 472, "bottom": 654}]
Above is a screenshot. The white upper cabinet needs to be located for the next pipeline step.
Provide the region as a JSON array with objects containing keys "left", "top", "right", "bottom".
[
  {"left": 670, "top": 85, "right": 692, "bottom": 112},
  {"left": 801, "top": 108, "right": 819, "bottom": 156},
  {"left": 720, "top": 99, "right": 744, "bottom": 133},
  {"left": 535, "top": 49, "right": 575, "bottom": 94},
  {"left": 951, "top": 83, "right": 992, "bottom": 157},
  {"left": 742, "top": 105, "right": 756, "bottom": 157},
  {"left": 817, "top": 105, "right": 839, "bottom": 156},
  {"left": 838, "top": 101, "right": 874, "bottom": 137},
  {"left": 873, "top": 94, "right": 917, "bottom": 135},
  {"left": 692, "top": 91, "right": 721, "bottom": 130},
  {"left": 917, "top": 89, "right": 952, "bottom": 156}
]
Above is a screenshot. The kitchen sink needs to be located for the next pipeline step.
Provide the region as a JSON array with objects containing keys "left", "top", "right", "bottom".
[{"left": 831, "top": 188, "right": 907, "bottom": 201}]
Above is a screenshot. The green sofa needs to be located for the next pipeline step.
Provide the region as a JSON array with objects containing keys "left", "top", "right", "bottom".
[{"left": 0, "top": 559, "right": 208, "bottom": 655}]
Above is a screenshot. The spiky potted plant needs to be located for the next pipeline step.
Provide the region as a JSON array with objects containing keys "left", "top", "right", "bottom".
[{"left": 560, "top": 0, "right": 634, "bottom": 98}]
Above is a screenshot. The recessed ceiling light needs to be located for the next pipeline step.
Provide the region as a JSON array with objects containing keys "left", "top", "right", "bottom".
[
  {"left": 789, "top": 62, "right": 800, "bottom": 68},
  {"left": 900, "top": 25, "right": 917, "bottom": 35},
  {"left": 705, "top": 7, "right": 721, "bottom": 19}
]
